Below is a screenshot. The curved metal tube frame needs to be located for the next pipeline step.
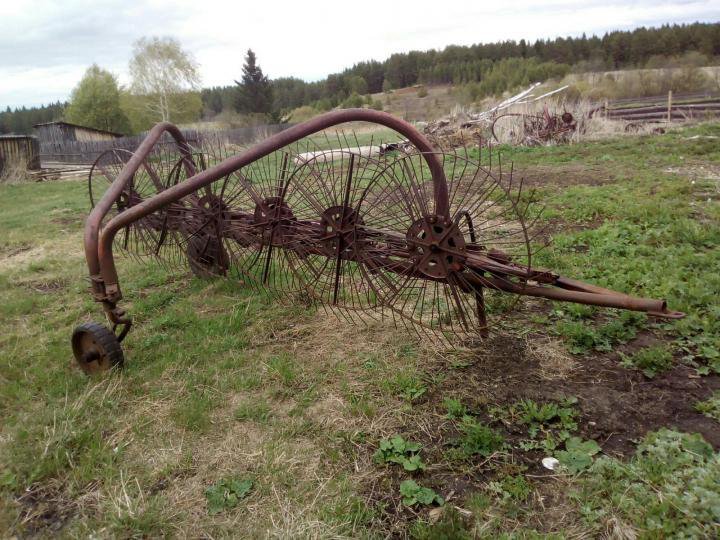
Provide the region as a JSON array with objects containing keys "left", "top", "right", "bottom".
[{"left": 85, "top": 110, "right": 448, "bottom": 315}]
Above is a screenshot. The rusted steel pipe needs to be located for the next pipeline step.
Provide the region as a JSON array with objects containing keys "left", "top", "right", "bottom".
[
  {"left": 92, "top": 109, "right": 449, "bottom": 298},
  {"left": 554, "top": 276, "right": 636, "bottom": 297},
  {"left": 477, "top": 275, "right": 683, "bottom": 318},
  {"left": 84, "top": 122, "right": 195, "bottom": 299}
]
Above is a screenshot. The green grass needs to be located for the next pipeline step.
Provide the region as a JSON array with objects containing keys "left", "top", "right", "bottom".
[
  {"left": 575, "top": 429, "right": 719, "bottom": 538},
  {"left": 621, "top": 344, "right": 674, "bottom": 378},
  {"left": 486, "top": 123, "right": 720, "bottom": 375},
  {"left": 1, "top": 122, "right": 719, "bottom": 536},
  {"left": 695, "top": 392, "right": 720, "bottom": 422},
  {"left": 448, "top": 416, "right": 505, "bottom": 460},
  {"left": 234, "top": 400, "right": 272, "bottom": 424},
  {"left": 443, "top": 396, "right": 467, "bottom": 419}
]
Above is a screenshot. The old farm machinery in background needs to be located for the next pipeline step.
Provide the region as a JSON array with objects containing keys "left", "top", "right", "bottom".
[
  {"left": 491, "top": 109, "right": 577, "bottom": 145},
  {"left": 72, "top": 109, "right": 683, "bottom": 374}
]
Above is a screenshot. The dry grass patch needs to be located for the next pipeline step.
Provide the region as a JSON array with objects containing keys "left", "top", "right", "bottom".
[
  {"left": 0, "top": 231, "right": 83, "bottom": 273},
  {"left": 525, "top": 338, "right": 577, "bottom": 381}
]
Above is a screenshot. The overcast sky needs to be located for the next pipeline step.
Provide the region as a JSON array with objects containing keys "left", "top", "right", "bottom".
[{"left": 1, "top": 0, "right": 718, "bottom": 108}]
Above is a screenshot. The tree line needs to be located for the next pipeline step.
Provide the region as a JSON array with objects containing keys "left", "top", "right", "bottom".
[
  {"left": 0, "top": 102, "right": 66, "bottom": 135},
  {"left": 202, "top": 22, "right": 720, "bottom": 114},
  {"left": 2, "top": 22, "right": 719, "bottom": 135}
]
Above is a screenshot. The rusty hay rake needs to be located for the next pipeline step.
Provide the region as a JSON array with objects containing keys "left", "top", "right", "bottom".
[
  {"left": 72, "top": 109, "right": 683, "bottom": 374},
  {"left": 491, "top": 108, "right": 577, "bottom": 145}
]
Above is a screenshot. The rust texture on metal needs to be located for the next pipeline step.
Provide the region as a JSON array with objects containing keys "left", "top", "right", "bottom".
[
  {"left": 73, "top": 108, "right": 683, "bottom": 371},
  {"left": 491, "top": 107, "right": 577, "bottom": 145}
]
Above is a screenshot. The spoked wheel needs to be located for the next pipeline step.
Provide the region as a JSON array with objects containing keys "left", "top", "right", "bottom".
[
  {"left": 354, "top": 150, "right": 535, "bottom": 341},
  {"left": 88, "top": 148, "right": 135, "bottom": 216},
  {"left": 491, "top": 113, "right": 524, "bottom": 145},
  {"left": 89, "top": 145, "right": 191, "bottom": 259},
  {"left": 160, "top": 147, "right": 255, "bottom": 280},
  {"left": 279, "top": 148, "right": 383, "bottom": 311},
  {"left": 209, "top": 148, "right": 299, "bottom": 293},
  {"left": 71, "top": 322, "right": 124, "bottom": 374}
]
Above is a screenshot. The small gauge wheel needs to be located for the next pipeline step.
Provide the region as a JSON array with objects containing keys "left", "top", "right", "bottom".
[{"left": 71, "top": 322, "right": 124, "bottom": 374}]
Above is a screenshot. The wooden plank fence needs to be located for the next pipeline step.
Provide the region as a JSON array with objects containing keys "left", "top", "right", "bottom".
[
  {"left": 590, "top": 92, "right": 720, "bottom": 122},
  {"left": 38, "top": 123, "right": 294, "bottom": 166},
  {"left": 0, "top": 135, "right": 40, "bottom": 176}
]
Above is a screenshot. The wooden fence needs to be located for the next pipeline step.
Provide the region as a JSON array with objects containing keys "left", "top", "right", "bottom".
[
  {"left": 0, "top": 135, "right": 40, "bottom": 176},
  {"left": 591, "top": 92, "right": 720, "bottom": 122},
  {"left": 38, "top": 123, "right": 294, "bottom": 166}
]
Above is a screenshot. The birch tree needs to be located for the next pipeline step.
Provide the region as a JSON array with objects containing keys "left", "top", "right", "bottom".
[{"left": 128, "top": 36, "right": 201, "bottom": 123}]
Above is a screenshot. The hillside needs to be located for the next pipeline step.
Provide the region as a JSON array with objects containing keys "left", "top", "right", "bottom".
[{"left": 353, "top": 65, "right": 720, "bottom": 124}]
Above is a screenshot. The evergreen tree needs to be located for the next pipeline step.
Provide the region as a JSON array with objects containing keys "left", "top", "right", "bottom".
[
  {"left": 201, "top": 87, "right": 224, "bottom": 115},
  {"left": 235, "top": 49, "right": 272, "bottom": 114},
  {"left": 0, "top": 102, "right": 66, "bottom": 135}
]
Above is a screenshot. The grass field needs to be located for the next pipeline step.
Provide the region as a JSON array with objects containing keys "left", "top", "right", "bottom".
[{"left": 1, "top": 123, "right": 719, "bottom": 538}]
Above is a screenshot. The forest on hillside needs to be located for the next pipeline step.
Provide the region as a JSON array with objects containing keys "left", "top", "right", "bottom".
[
  {"left": 202, "top": 22, "right": 720, "bottom": 115},
  {"left": 0, "top": 102, "right": 66, "bottom": 136},
  {"left": 2, "top": 22, "right": 719, "bottom": 135}
]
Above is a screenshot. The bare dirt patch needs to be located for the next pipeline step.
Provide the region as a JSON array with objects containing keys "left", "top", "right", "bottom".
[
  {"left": 665, "top": 162, "right": 720, "bottom": 203},
  {"left": 0, "top": 246, "right": 43, "bottom": 272},
  {"left": 665, "top": 162, "right": 720, "bottom": 183},
  {"left": 519, "top": 164, "right": 617, "bottom": 188},
  {"left": 0, "top": 243, "right": 32, "bottom": 258},
  {"left": 12, "top": 481, "right": 79, "bottom": 535},
  {"left": 50, "top": 214, "right": 85, "bottom": 227},
  {"left": 0, "top": 234, "right": 83, "bottom": 273},
  {"left": 432, "top": 334, "right": 719, "bottom": 457},
  {"left": 359, "top": 332, "right": 719, "bottom": 533}
]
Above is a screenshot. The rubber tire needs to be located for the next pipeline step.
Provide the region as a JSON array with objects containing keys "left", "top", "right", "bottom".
[{"left": 71, "top": 322, "right": 124, "bottom": 374}]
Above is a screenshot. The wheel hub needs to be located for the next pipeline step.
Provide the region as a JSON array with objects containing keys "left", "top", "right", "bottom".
[
  {"left": 406, "top": 215, "right": 466, "bottom": 279},
  {"left": 253, "top": 197, "right": 295, "bottom": 245},
  {"left": 319, "top": 205, "right": 364, "bottom": 257},
  {"left": 198, "top": 193, "right": 229, "bottom": 217}
]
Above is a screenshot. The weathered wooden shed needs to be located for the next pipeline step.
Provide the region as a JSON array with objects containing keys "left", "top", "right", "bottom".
[
  {"left": 33, "top": 121, "right": 123, "bottom": 144},
  {"left": 0, "top": 134, "right": 40, "bottom": 177}
]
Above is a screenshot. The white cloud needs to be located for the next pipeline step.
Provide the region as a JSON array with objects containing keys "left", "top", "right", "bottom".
[{"left": 1, "top": 0, "right": 718, "bottom": 107}]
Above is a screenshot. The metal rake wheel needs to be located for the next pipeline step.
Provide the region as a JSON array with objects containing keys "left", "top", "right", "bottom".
[
  {"left": 279, "top": 146, "right": 395, "bottom": 313},
  {"left": 353, "top": 149, "right": 535, "bottom": 339},
  {"left": 491, "top": 109, "right": 577, "bottom": 145},
  {"left": 89, "top": 145, "right": 182, "bottom": 260},
  {"left": 161, "top": 148, "right": 232, "bottom": 278},
  {"left": 74, "top": 110, "right": 683, "bottom": 372},
  {"left": 91, "top": 145, "right": 232, "bottom": 277}
]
